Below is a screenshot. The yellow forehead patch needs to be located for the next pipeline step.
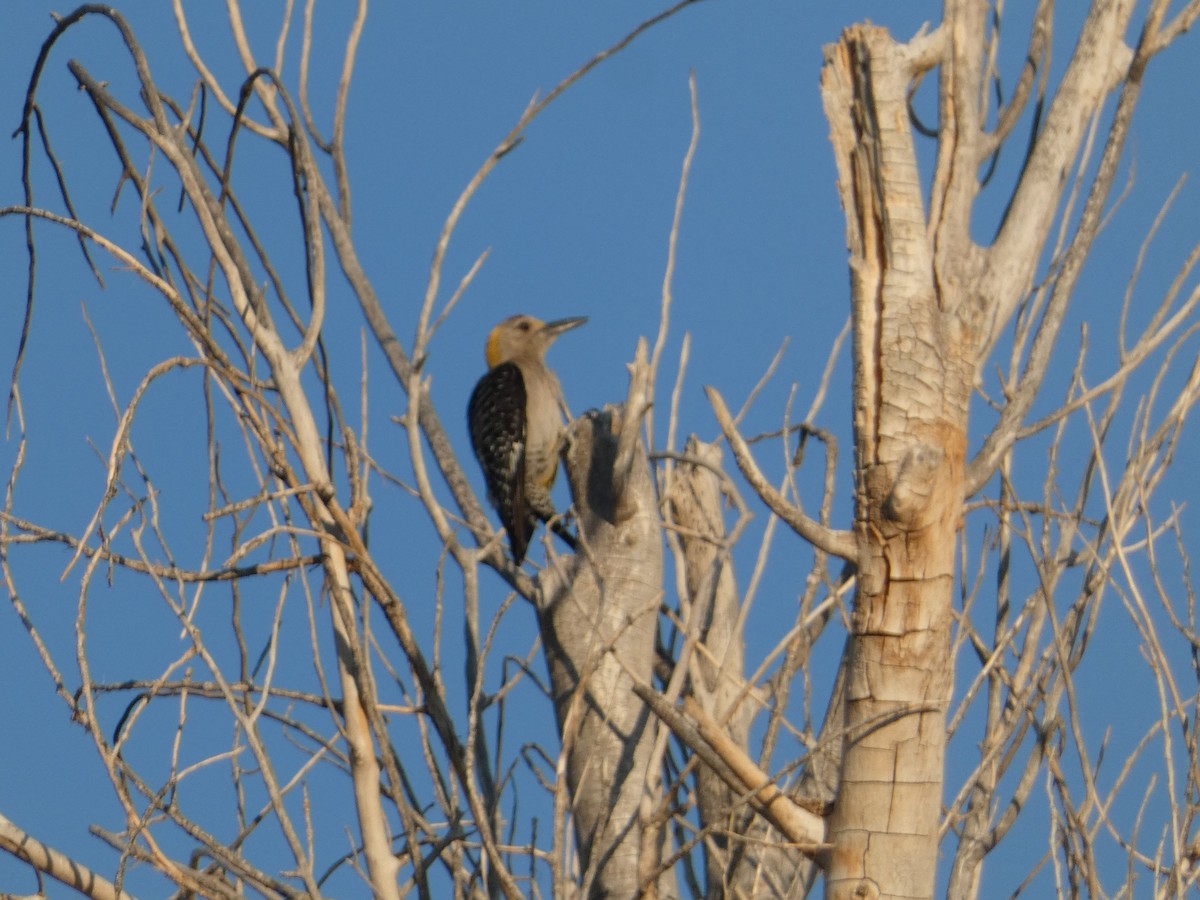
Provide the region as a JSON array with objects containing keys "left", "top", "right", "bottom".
[{"left": 485, "top": 327, "right": 503, "bottom": 369}]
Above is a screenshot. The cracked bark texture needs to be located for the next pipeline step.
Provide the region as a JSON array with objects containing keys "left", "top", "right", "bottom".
[
  {"left": 821, "top": 26, "right": 975, "bottom": 900},
  {"left": 820, "top": 2, "right": 1136, "bottom": 893}
]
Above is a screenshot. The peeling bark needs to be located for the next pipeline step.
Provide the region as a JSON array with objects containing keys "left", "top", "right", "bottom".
[
  {"left": 822, "top": 25, "right": 970, "bottom": 899},
  {"left": 819, "top": 3, "right": 1148, "bottom": 891}
]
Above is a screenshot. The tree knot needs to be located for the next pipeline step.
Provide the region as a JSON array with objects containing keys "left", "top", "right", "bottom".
[{"left": 881, "top": 442, "right": 943, "bottom": 528}]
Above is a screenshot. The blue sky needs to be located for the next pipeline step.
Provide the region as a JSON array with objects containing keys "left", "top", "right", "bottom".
[{"left": 3, "top": 2, "right": 1200, "bottom": 896}]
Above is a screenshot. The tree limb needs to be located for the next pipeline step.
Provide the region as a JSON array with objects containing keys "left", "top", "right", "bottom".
[{"left": 706, "top": 387, "right": 855, "bottom": 560}]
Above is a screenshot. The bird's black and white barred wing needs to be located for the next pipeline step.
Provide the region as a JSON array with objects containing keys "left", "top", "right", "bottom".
[{"left": 468, "top": 362, "right": 533, "bottom": 562}]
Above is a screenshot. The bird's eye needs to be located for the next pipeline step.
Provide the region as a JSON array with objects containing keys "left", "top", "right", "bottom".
[{"left": 517, "top": 320, "right": 532, "bottom": 331}]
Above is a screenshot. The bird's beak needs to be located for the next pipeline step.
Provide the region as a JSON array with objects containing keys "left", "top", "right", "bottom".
[{"left": 541, "top": 317, "right": 588, "bottom": 339}]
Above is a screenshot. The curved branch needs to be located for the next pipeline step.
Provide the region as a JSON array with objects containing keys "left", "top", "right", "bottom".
[
  {"left": 706, "top": 387, "right": 855, "bottom": 561},
  {"left": 313, "top": 2, "right": 707, "bottom": 571},
  {"left": 171, "top": 0, "right": 285, "bottom": 140},
  {"left": 419, "top": 0, "right": 705, "bottom": 348},
  {"left": 980, "top": 0, "right": 1052, "bottom": 157}
]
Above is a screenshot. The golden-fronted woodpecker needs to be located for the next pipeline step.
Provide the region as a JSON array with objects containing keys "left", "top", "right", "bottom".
[{"left": 468, "top": 314, "right": 587, "bottom": 563}]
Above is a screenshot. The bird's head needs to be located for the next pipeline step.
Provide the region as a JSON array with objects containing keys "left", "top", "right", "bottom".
[{"left": 484, "top": 314, "right": 587, "bottom": 368}]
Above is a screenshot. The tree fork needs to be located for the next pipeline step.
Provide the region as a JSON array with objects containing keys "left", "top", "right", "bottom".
[
  {"left": 539, "top": 377, "right": 664, "bottom": 896},
  {"left": 822, "top": 24, "right": 970, "bottom": 898}
]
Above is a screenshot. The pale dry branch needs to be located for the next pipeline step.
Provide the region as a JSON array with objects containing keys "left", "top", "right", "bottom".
[
  {"left": 172, "top": 0, "right": 283, "bottom": 141},
  {"left": 706, "top": 386, "right": 854, "bottom": 560},
  {"left": 10, "top": 3, "right": 1200, "bottom": 898},
  {"left": 0, "top": 813, "right": 135, "bottom": 900},
  {"left": 647, "top": 69, "right": 699, "bottom": 447},
  {"left": 631, "top": 680, "right": 826, "bottom": 850}
]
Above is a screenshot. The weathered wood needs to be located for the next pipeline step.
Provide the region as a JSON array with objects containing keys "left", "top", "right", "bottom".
[
  {"left": 539, "top": 403, "right": 663, "bottom": 897},
  {"left": 822, "top": 24, "right": 968, "bottom": 899}
]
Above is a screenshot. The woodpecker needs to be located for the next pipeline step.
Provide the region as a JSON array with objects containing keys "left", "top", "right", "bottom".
[{"left": 468, "top": 314, "right": 586, "bottom": 563}]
